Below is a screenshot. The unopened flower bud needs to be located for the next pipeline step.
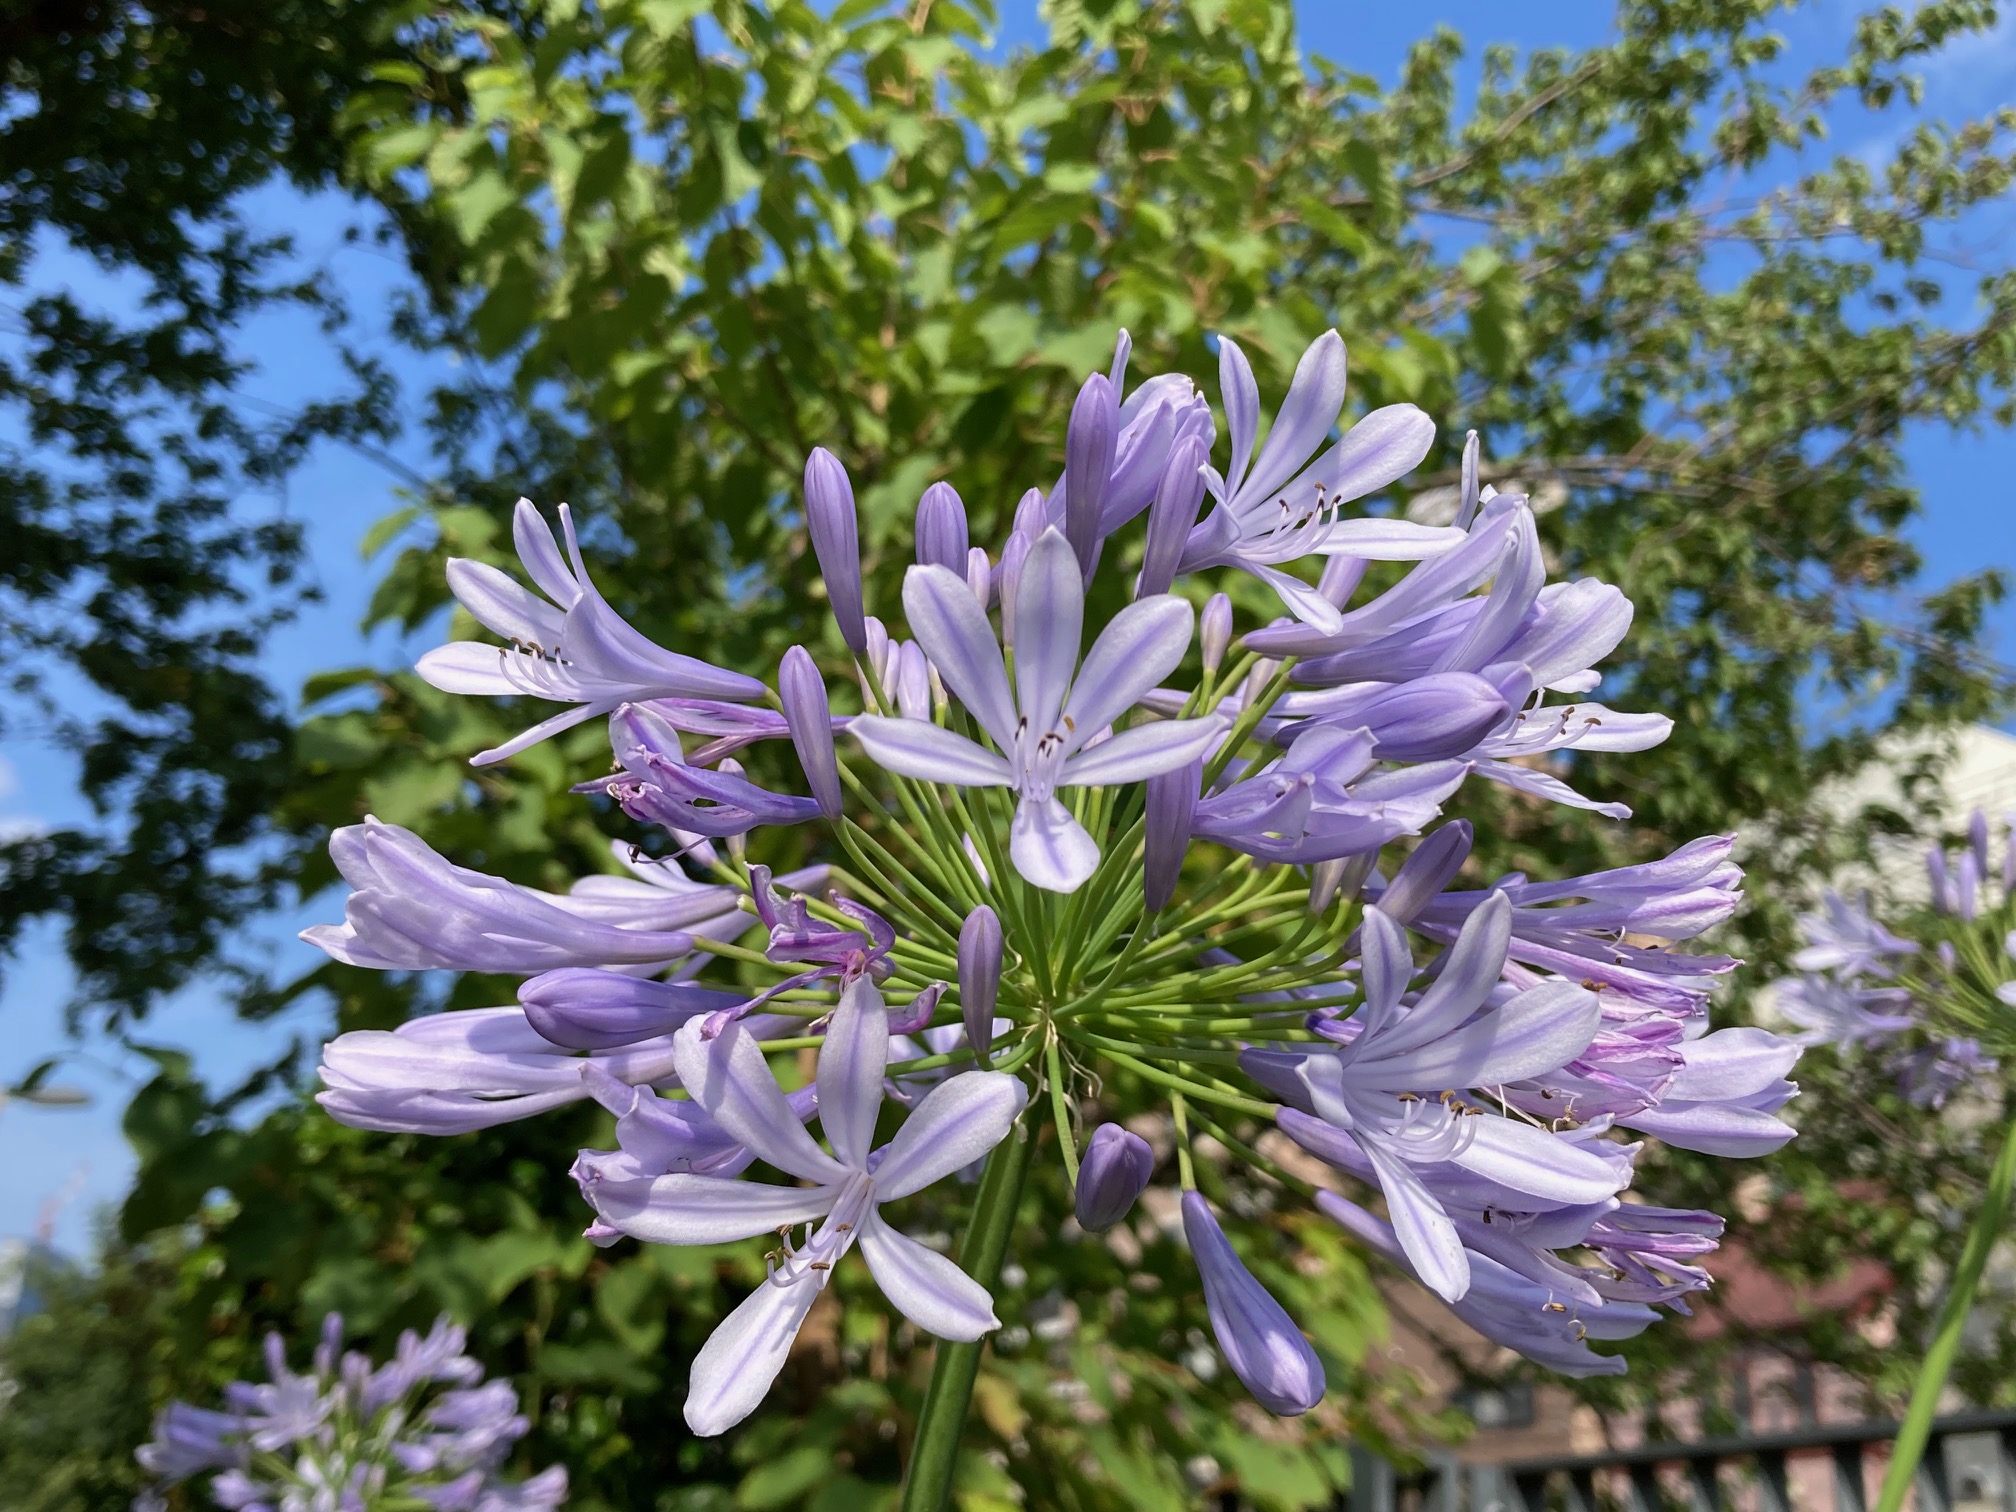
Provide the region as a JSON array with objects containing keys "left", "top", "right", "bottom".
[
  {"left": 1375, "top": 821, "right": 1474, "bottom": 923},
  {"left": 894, "top": 641, "right": 931, "bottom": 721},
  {"left": 804, "top": 448, "right": 866, "bottom": 653},
  {"left": 1074, "top": 1123, "right": 1154, "bottom": 1232},
  {"left": 1201, "top": 594, "right": 1232, "bottom": 676},
  {"left": 1182, "top": 1192, "right": 1325, "bottom": 1415},
  {"left": 1012, "top": 486, "right": 1046, "bottom": 540},
  {"left": 779, "top": 645, "right": 842, "bottom": 820},
  {"left": 915, "top": 481, "right": 969, "bottom": 573},
  {"left": 1064, "top": 373, "right": 1118, "bottom": 580},
  {"left": 1455, "top": 428, "right": 1482, "bottom": 529},
  {"left": 999, "top": 531, "right": 1032, "bottom": 647},
  {"left": 1144, "top": 758, "right": 1200, "bottom": 913},
  {"left": 1309, "top": 853, "right": 1375, "bottom": 914},
  {"left": 958, "top": 905, "right": 1003, "bottom": 1069},
  {"left": 1139, "top": 434, "right": 1207, "bottom": 598},
  {"left": 863, "top": 616, "right": 891, "bottom": 690},
  {"left": 966, "top": 546, "right": 993, "bottom": 607}
]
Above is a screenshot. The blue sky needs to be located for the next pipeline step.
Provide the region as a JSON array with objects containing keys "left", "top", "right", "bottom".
[{"left": 3, "top": 0, "right": 2012, "bottom": 1256}]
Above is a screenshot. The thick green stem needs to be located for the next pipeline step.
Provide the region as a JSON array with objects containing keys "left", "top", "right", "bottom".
[
  {"left": 899, "top": 1110, "right": 1036, "bottom": 1512},
  {"left": 1872, "top": 1106, "right": 2016, "bottom": 1512}
]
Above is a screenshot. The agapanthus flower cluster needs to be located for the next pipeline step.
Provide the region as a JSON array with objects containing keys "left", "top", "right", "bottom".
[
  {"left": 134, "top": 1315, "right": 565, "bottom": 1512},
  {"left": 307, "top": 329, "right": 1794, "bottom": 1433},
  {"left": 1772, "top": 810, "right": 2016, "bottom": 1108}
]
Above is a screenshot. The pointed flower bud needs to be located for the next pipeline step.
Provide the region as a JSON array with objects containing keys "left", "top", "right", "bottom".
[
  {"left": 893, "top": 641, "right": 932, "bottom": 722},
  {"left": 1309, "top": 853, "right": 1374, "bottom": 914},
  {"left": 862, "top": 616, "right": 891, "bottom": 689},
  {"left": 1074, "top": 1123, "right": 1154, "bottom": 1232},
  {"left": 1143, "top": 757, "right": 1200, "bottom": 913},
  {"left": 804, "top": 448, "right": 866, "bottom": 653},
  {"left": 1182, "top": 1191, "right": 1325, "bottom": 1416},
  {"left": 1455, "top": 428, "right": 1483, "bottom": 529},
  {"left": 1201, "top": 593, "right": 1233, "bottom": 676},
  {"left": 914, "top": 481, "right": 969, "bottom": 573},
  {"left": 958, "top": 905, "right": 1003, "bottom": 1069},
  {"left": 1012, "top": 486, "right": 1046, "bottom": 541},
  {"left": 1138, "top": 434, "right": 1207, "bottom": 598},
  {"left": 1064, "top": 373, "right": 1118, "bottom": 579},
  {"left": 778, "top": 645, "right": 842, "bottom": 820},
  {"left": 1374, "top": 820, "right": 1474, "bottom": 923},
  {"left": 966, "top": 546, "right": 993, "bottom": 607},
  {"left": 999, "top": 531, "right": 1032, "bottom": 647}
]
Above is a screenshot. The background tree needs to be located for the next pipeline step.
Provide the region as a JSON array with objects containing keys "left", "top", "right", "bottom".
[{"left": 5, "top": 0, "right": 2015, "bottom": 1508}]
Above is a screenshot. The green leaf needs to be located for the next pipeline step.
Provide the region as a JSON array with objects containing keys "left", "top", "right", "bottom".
[
  {"left": 972, "top": 305, "right": 1040, "bottom": 366},
  {"left": 637, "top": 0, "right": 708, "bottom": 35},
  {"left": 736, "top": 1446, "right": 830, "bottom": 1509},
  {"left": 593, "top": 1257, "right": 667, "bottom": 1355}
]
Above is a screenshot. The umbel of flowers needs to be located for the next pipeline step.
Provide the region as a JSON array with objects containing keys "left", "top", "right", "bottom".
[
  {"left": 1772, "top": 812, "right": 2016, "bottom": 1106},
  {"left": 134, "top": 1315, "right": 565, "bottom": 1512},
  {"left": 306, "top": 330, "right": 1797, "bottom": 1458},
  {"left": 1765, "top": 813, "right": 2016, "bottom": 1512}
]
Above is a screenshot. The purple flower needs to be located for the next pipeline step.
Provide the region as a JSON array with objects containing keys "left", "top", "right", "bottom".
[
  {"left": 958, "top": 906, "right": 1003, "bottom": 1069},
  {"left": 1191, "top": 724, "right": 1465, "bottom": 865},
  {"left": 317, "top": 1007, "right": 685, "bottom": 1134},
  {"left": 1042, "top": 334, "right": 1215, "bottom": 563},
  {"left": 580, "top": 976, "right": 1028, "bottom": 1434},
  {"left": 1614, "top": 1027, "right": 1800, "bottom": 1156},
  {"left": 1063, "top": 373, "right": 1119, "bottom": 578},
  {"left": 301, "top": 819, "right": 747, "bottom": 974},
  {"left": 1793, "top": 891, "right": 1915, "bottom": 977},
  {"left": 1138, "top": 435, "right": 1210, "bottom": 599},
  {"left": 1276, "top": 671, "right": 1513, "bottom": 762},
  {"left": 518, "top": 970, "right": 745, "bottom": 1051},
  {"left": 1175, "top": 332, "right": 1458, "bottom": 629},
  {"left": 572, "top": 1063, "right": 821, "bottom": 1226},
  {"left": 1321, "top": 1194, "right": 1653, "bottom": 1377},
  {"left": 1773, "top": 975, "right": 1914, "bottom": 1050},
  {"left": 915, "top": 481, "right": 969, "bottom": 573},
  {"left": 1143, "top": 758, "right": 1200, "bottom": 913},
  {"left": 1181, "top": 1192, "right": 1325, "bottom": 1414},
  {"left": 415, "top": 499, "right": 762, "bottom": 765},
  {"left": 585, "top": 703, "right": 824, "bottom": 839},
  {"left": 1898, "top": 1036, "right": 1998, "bottom": 1108},
  {"left": 139, "top": 1315, "right": 562, "bottom": 1512},
  {"left": 137, "top": 1404, "right": 243, "bottom": 1479},
  {"left": 804, "top": 448, "right": 868, "bottom": 653},
  {"left": 1200, "top": 593, "right": 1232, "bottom": 675},
  {"left": 850, "top": 529, "right": 1223, "bottom": 891},
  {"left": 779, "top": 646, "right": 844, "bottom": 819},
  {"left": 1400, "top": 834, "right": 1744, "bottom": 1013},
  {"left": 1074, "top": 1124, "right": 1154, "bottom": 1232},
  {"left": 1285, "top": 898, "right": 1618, "bottom": 1301},
  {"left": 1583, "top": 1205, "right": 1723, "bottom": 1310}
]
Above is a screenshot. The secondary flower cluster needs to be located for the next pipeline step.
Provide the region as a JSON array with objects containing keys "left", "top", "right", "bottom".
[
  {"left": 134, "top": 1315, "right": 565, "bottom": 1512},
  {"left": 307, "top": 329, "right": 1795, "bottom": 1433},
  {"left": 1773, "top": 810, "right": 2016, "bottom": 1107}
]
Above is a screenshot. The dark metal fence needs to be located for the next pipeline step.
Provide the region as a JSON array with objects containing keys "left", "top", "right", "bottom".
[{"left": 1346, "top": 1411, "right": 2016, "bottom": 1512}]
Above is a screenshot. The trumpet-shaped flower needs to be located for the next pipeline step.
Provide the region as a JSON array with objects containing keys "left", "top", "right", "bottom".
[
  {"left": 417, "top": 499, "right": 762, "bottom": 764},
  {"left": 579, "top": 976, "right": 1028, "bottom": 1434},
  {"left": 851, "top": 528, "right": 1223, "bottom": 891},
  {"left": 1175, "top": 332, "right": 1462, "bottom": 630},
  {"left": 1288, "top": 898, "right": 1619, "bottom": 1300}
]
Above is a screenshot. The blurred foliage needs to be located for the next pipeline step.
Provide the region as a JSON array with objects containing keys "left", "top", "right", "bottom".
[
  {"left": 0, "top": 0, "right": 408, "bottom": 1024},
  {"left": 7, "top": 0, "right": 2016, "bottom": 1506},
  {"left": 0, "top": 1235, "right": 167, "bottom": 1512}
]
